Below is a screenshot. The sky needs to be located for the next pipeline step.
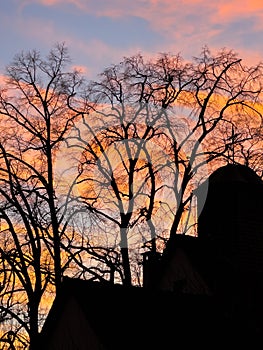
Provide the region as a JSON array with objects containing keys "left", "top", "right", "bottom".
[{"left": 1, "top": 0, "right": 263, "bottom": 80}]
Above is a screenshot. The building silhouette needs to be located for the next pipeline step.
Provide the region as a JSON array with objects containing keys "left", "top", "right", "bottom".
[
  {"left": 197, "top": 163, "right": 263, "bottom": 335},
  {"left": 39, "top": 164, "right": 263, "bottom": 349}
]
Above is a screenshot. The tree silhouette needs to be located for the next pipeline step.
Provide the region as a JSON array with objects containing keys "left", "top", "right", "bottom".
[
  {"left": 63, "top": 47, "right": 263, "bottom": 286},
  {"left": 0, "top": 44, "right": 262, "bottom": 348},
  {"left": 0, "top": 43, "right": 87, "bottom": 349}
]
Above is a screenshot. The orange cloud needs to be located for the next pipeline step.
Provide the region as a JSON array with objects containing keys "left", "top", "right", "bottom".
[
  {"left": 216, "top": 0, "right": 263, "bottom": 20},
  {"left": 71, "top": 65, "right": 89, "bottom": 74}
]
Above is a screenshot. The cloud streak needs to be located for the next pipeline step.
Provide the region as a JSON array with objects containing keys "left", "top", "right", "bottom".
[
  {"left": 2, "top": 0, "right": 263, "bottom": 80},
  {"left": 29, "top": 0, "right": 263, "bottom": 25},
  {"left": 20, "top": 0, "right": 263, "bottom": 59}
]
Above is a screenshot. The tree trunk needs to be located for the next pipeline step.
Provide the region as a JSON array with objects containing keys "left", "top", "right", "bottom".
[
  {"left": 121, "top": 247, "right": 132, "bottom": 286},
  {"left": 28, "top": 299, "right": 40, "bottom": 350},
  {"left": 120, "top": 226, "right": 132, "bottom": 286}
]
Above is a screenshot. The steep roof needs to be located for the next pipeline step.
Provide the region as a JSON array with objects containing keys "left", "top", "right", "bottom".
[{"left": 151, "top": 234, "right": 215, "bottom": 293}]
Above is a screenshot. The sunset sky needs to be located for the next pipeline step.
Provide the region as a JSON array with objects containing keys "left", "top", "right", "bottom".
[{"left": 1, "top": 0, "right": 263, "bottom": 79}]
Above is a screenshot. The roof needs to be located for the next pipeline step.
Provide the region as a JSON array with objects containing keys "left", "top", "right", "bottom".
[
  {"left": 196, "top": 163, "right": 263, "bottom": 218},
  {"left": 207, "top": 163, "right": 263, "bottom": 185},
  {"left": 39, "top": 277, "right": 237, "bottom": 349},
  {"left": 154, "top": 234, "right": 215, "bottom": 292}
]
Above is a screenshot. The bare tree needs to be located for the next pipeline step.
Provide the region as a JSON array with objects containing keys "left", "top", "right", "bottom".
[
  {"left": 0, "top": 43, "right": 86, "bottom": 349},
  {"left": 0, "top": 44, "right": 262, "bottom": 348},
  {"left": 63, "top": 47, "right": 263, "bottom": 286}
]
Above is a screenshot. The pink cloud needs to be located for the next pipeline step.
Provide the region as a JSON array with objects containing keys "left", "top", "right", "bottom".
[
  {"left": 19, "top": 0, "right": 263, "bottom": 38},
  {"left": 20, "top": 0, "right": 263, "bottom": 24},
  {"left": 20, "top": 0, "right": 89, "bottom": 11},
  {"left": 15, "top": 0, "right": 263, "bottom": 75},
  {"left": 0, "top": 75, "right": 8, "bottom": 87}
]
